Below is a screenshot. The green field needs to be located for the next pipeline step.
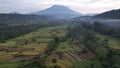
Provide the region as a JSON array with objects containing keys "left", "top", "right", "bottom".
[
  {"left": 96, "top": 33, "right": 120, "bottom": 49},
  {"left": 0, "top": 24, "right": 69, "bottom": 68}
]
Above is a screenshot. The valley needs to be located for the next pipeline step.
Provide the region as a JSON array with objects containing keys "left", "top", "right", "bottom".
[
  {"left": 0, "top": 3, "right": 120, "bottom": 68},
  {"left": 0, "top": 22, "right": 120, "bottom": 68}
]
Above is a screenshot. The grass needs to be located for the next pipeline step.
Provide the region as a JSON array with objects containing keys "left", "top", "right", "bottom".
[
  {"left": 96, "top": 33, "right": 120, "bottom": 49},
  {"left": 36, "top": 38, "right": 52, "bottom": 43},
  {"left": 46, "top": 59, "right": 73, "bottom": 68},
  {"left": 0, "top": 63, "right": 19, "bottom": 68},
  {"left": 0, "top": 41, "right": 16, "bottom": 46},
  {"left": 108, "top": 38, "right": 120, "bottom": 49},
  {"left": 55, "top": 41, "right": 82, "bottom": 53},
  {"left": 70, "top": 59, "right": 103, "bottom": 68},
  {"left": 0, "top": 60, "right": 20, "bottom": 68},
  {"left": 71, "top": 60, "right": 90, "bottom": 68}
]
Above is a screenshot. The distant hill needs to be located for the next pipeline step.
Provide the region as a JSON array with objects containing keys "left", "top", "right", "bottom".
[
  {"left": 31, "top": 5, "right": 82, "bottom": 19},
  {"left": 0, "top": 13, "right": 61, "bottom": 42},
  {"left": 85, "top": 13, "right": 98, "bottom": 16},
  {"left": 93, "top": 9, "right": 120, "bottom": 19},
  {"left": 9, "top": 12, "right": 20, "bottom": 14},
  {"left": 0, "top": 13, "right": 52, "bottom": 25}
]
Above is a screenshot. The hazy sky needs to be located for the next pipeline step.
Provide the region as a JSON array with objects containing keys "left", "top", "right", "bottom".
[{"left": 0, "top": 0, "right": 120, "bottom": 14}]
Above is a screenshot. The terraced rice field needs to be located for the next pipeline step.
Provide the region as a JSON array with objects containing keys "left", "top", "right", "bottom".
[
  {"left": 96, "top": 33, "right": 120, "bottom": 49},
  {"left": 1, "top": 24, "right": 119, "bottom": 68},
  {"left": 0, "top": 24, "right": 68, "bottom": 68},
  {"left": 46, "top": 37, "right": 97, "bottom": 68}
]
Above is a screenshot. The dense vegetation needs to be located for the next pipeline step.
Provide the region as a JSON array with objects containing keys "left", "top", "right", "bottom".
[
  {"left": 67, "top": 22, "right": 120, "bottom": 68},
  {"left": 0, "top": 14, "right": 64, "bottom": 42},
  {"left": 80, "top": 22, "right": 120, "bottom": 38}
]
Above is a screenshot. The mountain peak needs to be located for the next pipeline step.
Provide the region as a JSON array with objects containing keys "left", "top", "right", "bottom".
[
  {"left": 46, "top": 5, "right": 76, "bottom": 13},
  {"left": 52, "top": 5, "right": 66, "bottom": 7},
  {"left": 31, "top": 5, "right": 82, "bottom": 19},
  {"left": 50, "top": 5, "right": 69, "bottom": 9}
]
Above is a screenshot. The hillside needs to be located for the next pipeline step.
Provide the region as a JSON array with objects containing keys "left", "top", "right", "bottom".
[
  {"left": 0, "top": 13, "right": 63, "bottom": 42},
  {"left": 93, "top": 9, "right": 120, "bottom": 19}
]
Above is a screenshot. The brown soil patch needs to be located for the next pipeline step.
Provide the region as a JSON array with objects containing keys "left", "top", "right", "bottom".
[
  {"left": 13, "top": 55, "right": 35, "bottom": 60},
  {"left": 0, "top": 46, "right": 31, "bottom": 52},
  {"left": 78, "top": 52, "right": 96, "bottom": 60},
  {"left": 62, "top": 52, "right": 96, "bottom": 61},
  {"left": 0, "top": 55, "right": 13, "bottom": 60},
  {"left": 48, "top": 53, "right": 65, "bottom": 60}
]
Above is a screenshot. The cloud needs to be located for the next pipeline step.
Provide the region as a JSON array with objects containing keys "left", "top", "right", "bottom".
[{"left": 0, "top": 0, "right": 120, "bottom": 14}]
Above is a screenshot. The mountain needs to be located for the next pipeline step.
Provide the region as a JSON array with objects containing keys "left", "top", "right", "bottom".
[
  {"left": 93, "top": 9, "right": 120, "bottom": 19},
  {"left": 31, "top": 5, "right": 82, "bottom": 19}
]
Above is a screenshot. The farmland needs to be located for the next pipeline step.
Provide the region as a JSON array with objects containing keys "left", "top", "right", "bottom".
[
  {"left": 0, "top": 24, "right": 68, "bottom": 68},
  {"left": 0, "top": 22, "right": 120, "bottom": 68}
]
